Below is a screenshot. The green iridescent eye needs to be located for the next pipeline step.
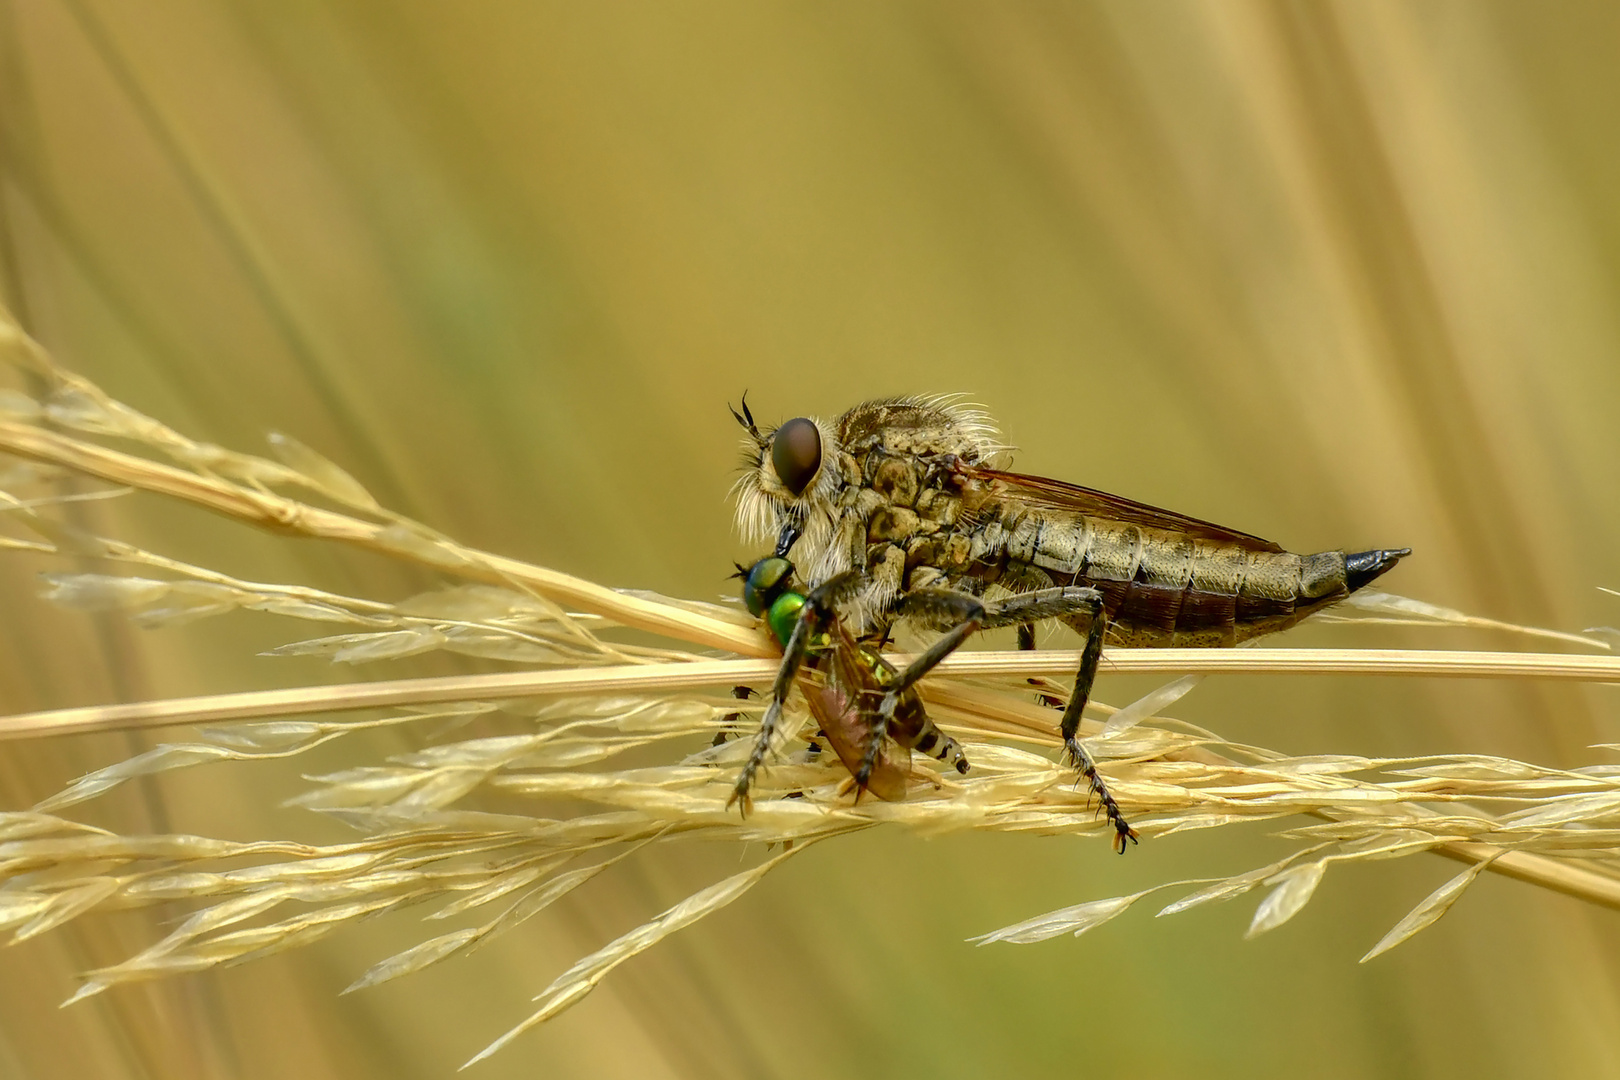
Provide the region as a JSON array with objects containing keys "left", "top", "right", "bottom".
[
  {"left": 766, "top": 591, "right": 807, "bottom": 649},
  {"left": 741, "top": 557, "right": 793, "bottom": 617},
  {"left": 770, "top": 417, "right": 821, "bottom": 496}
]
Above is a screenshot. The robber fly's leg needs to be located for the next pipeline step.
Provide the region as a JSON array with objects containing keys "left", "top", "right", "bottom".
[
  {"left": 854, "top": 699, "right": 890, "bottom": 798},
  {"left": 713, "top": 686, "right": 756, "bottom": 747},
  {"left": 975, "top": 586, "right": 1138, "bottom": 852},
  {"left": 872, "top": 583, "right": 1098, "bottom": 712},
  {"left": 872, "top": 583, "right": 1097, "bottom": 721},
  {"left": 729, "top": 571, "right": 864, "bottom": 814},
  {"left": 847, "top": 589, "right": 987, "bottom": 790},
  {"left": 1017, "top": 622, "right": 1066, "bottom": 708},
  {"left": 874, "top": 591, "right": 987, "bottom": 699},
  {"left": 1036, "top": 589, "right": 1138, "bottom": 853},
  {"left": 729, "top": 621, "right": 813, "bottom": 813}
]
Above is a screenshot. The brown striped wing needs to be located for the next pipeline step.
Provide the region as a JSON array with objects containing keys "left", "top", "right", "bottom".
[{"left": 961, "top": 466, "right": 1285, "bottom": 554}]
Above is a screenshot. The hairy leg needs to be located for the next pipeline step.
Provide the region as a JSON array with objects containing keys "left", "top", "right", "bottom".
[
  {"left": 881, "top": 586, "right": 1138, "bottom": 851},
  {"left": 728, "top": 570, "right": 864, "bottom": 813}
]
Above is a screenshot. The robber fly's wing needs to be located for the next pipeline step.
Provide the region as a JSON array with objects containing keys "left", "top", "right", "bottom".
[
  {"left": 804, "top": 626, "right": 910, "bottom": 803},
  {"left": 960, "top": 465, "right": 1285, "bottom": 554}
]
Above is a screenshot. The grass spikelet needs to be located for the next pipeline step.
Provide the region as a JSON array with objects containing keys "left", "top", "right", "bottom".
[
  {"left": 4, "top": 316, "right": 1620, "bottom": 1060},
  {"left": 968, "top": 888, "right": 1155, "bottom": 945},
  {"left": 1360, "top": 855, "right": 1501, "bottom": 963},
  {"left": 1244, "top": 861, "right": 1330, "bottom": 938}
]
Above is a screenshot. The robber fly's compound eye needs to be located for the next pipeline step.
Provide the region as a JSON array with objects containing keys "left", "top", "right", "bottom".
[{"left": 770, "top": 417, "right": 822, "bottom": 497}]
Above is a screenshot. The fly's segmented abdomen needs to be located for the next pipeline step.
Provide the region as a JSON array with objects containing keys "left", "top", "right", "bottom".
[
  {"left": 887, "top": 693, "right": 969, "bottom": 773},
  {"left": 1003, "top": 511, "right": 1352, "bottom": 646}
]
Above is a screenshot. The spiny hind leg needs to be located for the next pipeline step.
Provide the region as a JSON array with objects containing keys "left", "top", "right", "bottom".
[
  {"left": 1017, "top": 623, "right": 1066, "bottom": 708},
  {"left": 954, "top": 586, "right": 1136, "bottom": 851},
  {"left": 862, "top": 586, "right": 1103, "bottom": 783},
  {"left": 1049, "top": 590, "right": 1138, "bottom": 853},
  {"left": 875, "top": 584, "right": 1116, "bottom": 704},
  {"left": 729, "top": 570, "right": 864, "bottom": 813}
]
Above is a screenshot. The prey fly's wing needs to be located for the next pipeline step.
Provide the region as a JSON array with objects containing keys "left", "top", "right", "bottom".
[
  {"left": 959, "top": 465, "right": 1285, "bottom": 554},
  {"left": 804, "top": 623, "right": 911, "bottom": 803}
]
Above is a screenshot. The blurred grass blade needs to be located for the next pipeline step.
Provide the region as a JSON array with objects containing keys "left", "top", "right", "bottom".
[{"left": 461, "top": 842, "right": 808, "bottom": 1069}]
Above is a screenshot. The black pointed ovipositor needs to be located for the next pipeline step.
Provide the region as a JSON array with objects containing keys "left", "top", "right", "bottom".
[{"left": 1344, "top": 548, "right": 1413, "bottom": 593}]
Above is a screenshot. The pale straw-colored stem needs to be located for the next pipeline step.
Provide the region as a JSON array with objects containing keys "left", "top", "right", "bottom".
[
  {"left": 0, "top": 420, "right": 764, "bottom": 656},
  {"left": 4, "top": 647, "right": 1618, "bottom": 742},
  {"left": 1428, "top": 842, "right": 1620, "bottom": 912}
]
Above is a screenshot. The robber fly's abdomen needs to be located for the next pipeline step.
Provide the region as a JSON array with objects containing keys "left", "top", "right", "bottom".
[{"left": 999, "top": 510, "right": 1394, "bottom": 647}]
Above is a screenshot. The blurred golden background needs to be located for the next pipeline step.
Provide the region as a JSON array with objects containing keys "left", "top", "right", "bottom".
[{"left": 3, "top": 2, "right": 1619, "bottom": 1077}]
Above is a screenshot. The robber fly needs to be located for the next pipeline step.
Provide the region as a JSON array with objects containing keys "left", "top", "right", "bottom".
[
  {"left": 728, "top": 396, "right": 1411, "bottom": 852},
  {"left": 737, "top": 555, "right": 968, "bottom": 803}
]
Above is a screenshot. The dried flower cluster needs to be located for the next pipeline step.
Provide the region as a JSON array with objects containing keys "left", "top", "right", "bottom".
[{"left": 2, "top": 309, "right": 1618, "bottom": 1066}]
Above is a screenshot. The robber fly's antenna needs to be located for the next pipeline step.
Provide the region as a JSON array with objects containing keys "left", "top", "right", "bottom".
[{"left": 729, "top": 392, "right": 764, "bottom": 444}]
